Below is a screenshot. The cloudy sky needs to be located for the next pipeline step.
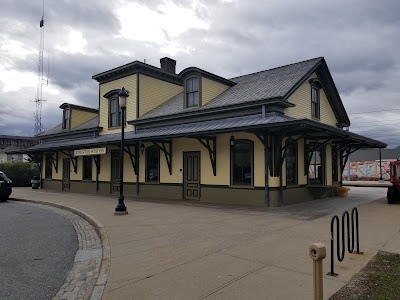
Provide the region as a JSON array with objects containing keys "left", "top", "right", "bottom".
[{"left": 0, "top": 0, "right": 399, "bottom": 147}]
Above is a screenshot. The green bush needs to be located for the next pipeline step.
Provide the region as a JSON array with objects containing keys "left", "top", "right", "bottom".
[{"left": 0, "top": 162, "right": 40, "bottom": 187}]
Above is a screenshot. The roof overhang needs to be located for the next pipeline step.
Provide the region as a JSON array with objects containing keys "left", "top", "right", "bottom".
[{"left": 13, "top": 116, "right": 386, "bottom": 154}]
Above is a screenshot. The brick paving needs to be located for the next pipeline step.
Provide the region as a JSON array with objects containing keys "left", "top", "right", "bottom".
[{"left": 27, "top": 203, "right": 102, "bottom": 300}]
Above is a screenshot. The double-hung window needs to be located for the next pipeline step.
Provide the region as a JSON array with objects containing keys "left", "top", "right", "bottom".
[
  {"left": 82, "top": 156, "right": 92, "bottom": 181},
  {"left": 286, "top": 140, "right": 297, "bottom": 185},
  {"left": 231, "top": 140, "right": 253, "bottom": 186},
  {"left": 63, "top": 109, "right": 70, "bottom": 129},
  {"left": 109, "top": 98, "right": 121, "bottom": 128},
  {"left": 311, "top": 85, "right": 320, "bottom": 119},
  {"left": 146, "top": 146, "right": 159, "bottom": 182},
  {"left": 186, "top": 77, "right": 199, "bottom": 108},
  {"left": 45, "top": 154, "right": 53, "bottom": 179},
  {"left": 308, "top": 145, "right": 324, "bottom": 184}
]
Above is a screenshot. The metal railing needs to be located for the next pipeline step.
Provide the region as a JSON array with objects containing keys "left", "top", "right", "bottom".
[{"left": 327, "top": 207, "right": 362, "bottom": 276}]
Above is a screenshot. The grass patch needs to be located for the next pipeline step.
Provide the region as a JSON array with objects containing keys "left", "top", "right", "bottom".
[{"left": 330, "top": 251, "right": 400, "bottom": 300}]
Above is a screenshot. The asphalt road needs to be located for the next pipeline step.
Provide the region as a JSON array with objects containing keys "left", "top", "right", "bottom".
[{"left": 0, "top": 201, "right": 78, "bottom": 300}]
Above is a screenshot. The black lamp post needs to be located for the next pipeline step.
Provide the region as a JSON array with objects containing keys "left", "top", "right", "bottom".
[{"left": 115, "top": 87, "right": 128, "bottom": 215}]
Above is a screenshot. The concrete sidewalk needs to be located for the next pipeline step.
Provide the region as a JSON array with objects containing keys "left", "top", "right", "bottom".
[{"left": 12, "top": 187, "right": 400, "bottom": 300}]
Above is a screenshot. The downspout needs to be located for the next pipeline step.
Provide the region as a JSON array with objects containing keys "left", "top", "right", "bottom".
[
  {"left": 95, "top": 155, "right": 99, "bottom": 192},
  {"left": 136, "top": 143, "right": 140, "bottom": 197},
  {"left": 278, "top": 135, "right": 284, "bottom": 206},
  {"left": 346, "top": 127, "right": 351, "bottom": 181},
  {"left": 263, "top": 132, "right": 269, "bottom": 207},
  {"left": 379, "top": 148, "right": 383, "bottom": 181}
]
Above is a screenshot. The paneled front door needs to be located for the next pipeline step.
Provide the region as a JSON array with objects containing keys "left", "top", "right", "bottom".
[
  {"left": 183, "top": 152, "right": 200, "bottom": 200},
  {"left": 62, "top": 158, "right": 70, "bottom": 190},
  {"left": 111, "top": 150, "right": 120, "bottom": 194}
]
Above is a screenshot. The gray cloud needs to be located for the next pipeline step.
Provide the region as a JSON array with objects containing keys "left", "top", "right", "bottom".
[{"left": 0, "top": 0, "right": 399, "bottom": 148}]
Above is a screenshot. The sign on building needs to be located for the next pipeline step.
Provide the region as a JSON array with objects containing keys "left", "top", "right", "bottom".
[{"left": 74, "top": 147, "right": 107, "bottom": 156}]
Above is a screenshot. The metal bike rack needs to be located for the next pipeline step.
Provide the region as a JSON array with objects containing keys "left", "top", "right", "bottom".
[{"left": 327, "top": 207, "right": 362, "bottom": 276}]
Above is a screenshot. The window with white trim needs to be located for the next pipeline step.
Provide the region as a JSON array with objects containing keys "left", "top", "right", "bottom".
[{"left": 185, "top": 77, "right": 199, "bottom": 108}]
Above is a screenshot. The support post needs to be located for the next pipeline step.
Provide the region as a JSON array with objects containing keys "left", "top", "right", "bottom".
[
  {"left": 379, "top": 148, "right": 383, "bottom": 181},
  {"left": 309, "top": 243, "right": 326, "bottom": 300},
  {"left": 135, "top": 143, "right": 139, "bottom": 197},
  {"left": 263, "top": 132, "right": 269, "bottom": 207}
]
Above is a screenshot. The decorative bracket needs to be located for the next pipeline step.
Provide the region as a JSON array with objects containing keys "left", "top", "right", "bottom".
[
  {"left": 26, "top": 153, "right": 43, "bottom": 170},
  {"left": 153, "top": 141, "right": 172, "bottom": 175},
  {"left": 341, "top": 144, "right": 363, "bottom": 175},
  {"left": 51, "top": 152, "right": 58, "bottom": 173},
  {"left": 124, "top": 145, "right": 138, "bottom": 175},
  {"left": 196, "top": 136, "right": 217, "bottom": 176},
  {"left": 304, "top": 138, "right": 331, "bottom": 176},
  {"left": 60, "top": 150, "right": 77, "bottom": 173}
]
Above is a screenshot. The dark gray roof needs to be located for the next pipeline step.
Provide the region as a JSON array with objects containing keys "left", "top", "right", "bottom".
[
  {"left": 37, "top": 117, "right": 100, "bottom": 137},
  {"left": 25, "top": 113, "right": 295, "bottom": 151},
  {"left": 350, "top": 149, "right": 400, "bottom": 161},
  {"left": 18, "top": 112, "right": 385, "bottom": 153},
  {"left": 140, "top": 57, "right": 322, "bottom": 120}
]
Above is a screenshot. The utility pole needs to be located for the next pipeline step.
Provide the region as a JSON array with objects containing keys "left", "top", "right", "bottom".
[{"left": 347, "top": 127, "right": 351, "bottom": 181}]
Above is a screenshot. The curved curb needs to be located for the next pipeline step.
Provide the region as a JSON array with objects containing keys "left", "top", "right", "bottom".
[{"left": 11, "top": 198, "right": 110, "bottom": 300}]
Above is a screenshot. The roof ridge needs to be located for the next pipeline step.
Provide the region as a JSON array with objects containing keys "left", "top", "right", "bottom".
[{"left": 229, "top": 57, "right": 323, "bottom": 80}]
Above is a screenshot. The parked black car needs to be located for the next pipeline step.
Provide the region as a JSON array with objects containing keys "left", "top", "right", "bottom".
[{"left": 0, "top": 171, "right": 12, "bottom": 201}]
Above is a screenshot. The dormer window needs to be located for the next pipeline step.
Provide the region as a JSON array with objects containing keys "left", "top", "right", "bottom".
[
  {"left": 63, "top": 108, "right": 70, "bottom": 129},
  {"left": 185, "top": 77, "right": 199, "bottom": 108},
  {"left": 109, "top": 98, "right": 121, "bottom": 128},
  {"left": 104, "top": 89, "right": 127, "bottom": 128}
]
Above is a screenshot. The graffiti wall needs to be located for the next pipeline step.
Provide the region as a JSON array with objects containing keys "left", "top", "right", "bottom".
[{"left": 342, "top": 160, "right": 391, "bottom": 181}]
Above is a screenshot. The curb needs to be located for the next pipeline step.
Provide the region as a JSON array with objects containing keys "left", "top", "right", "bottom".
[{"left": 11, "top": 198, "right": 110, "bottom": 300}]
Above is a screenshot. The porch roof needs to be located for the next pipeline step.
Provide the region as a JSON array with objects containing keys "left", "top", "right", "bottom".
[{"left": 10, "top": 113, "right": 386, "bottom": 154}]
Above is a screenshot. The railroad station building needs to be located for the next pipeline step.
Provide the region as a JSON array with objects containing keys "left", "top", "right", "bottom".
[{"left": 17, "top": 57, "right": 386, "bottom": 207}]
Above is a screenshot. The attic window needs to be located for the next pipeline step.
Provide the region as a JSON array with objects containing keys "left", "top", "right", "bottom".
[
  {"left": 63, "top": 108, "right": 70, "bottom": 129},
  {"left": 185, "top": 77, "right": 199, "bottom": 108},
  {"left": 309, "top": 79, "right": 322, "bottom": 119}
]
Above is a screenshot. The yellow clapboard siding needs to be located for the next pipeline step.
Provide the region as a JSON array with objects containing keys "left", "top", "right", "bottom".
[
  {"left": 70, "top": 110, "right": 97, "bottom": 129},
  {"left": 138, "top": 132, "right": 270, "bottom": 188},
  {"left": 139, "top": 75, "right": 182, "bottom": 116},
  {"left": 285, "top": 73, "right": 338, "bottom": 126},
  {"left": 99, "top": 75, "right": 137, "bottom": 135},
  {"left": 98, "top": 147, "right": 110, "bottom": 182},
  {"left": 201, "top": 77, "right": 229, "bottom": 105}
]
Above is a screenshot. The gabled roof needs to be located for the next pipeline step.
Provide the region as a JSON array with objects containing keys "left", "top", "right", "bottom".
[
  {"left": 136, "top": 57, "right": 349, "bottom": 126},
  {"left": 37, "top": 117, "right": 101, "bottom": 138}
]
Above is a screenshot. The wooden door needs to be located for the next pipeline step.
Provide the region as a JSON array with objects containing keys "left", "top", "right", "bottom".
[
  {"left": 62, "top": 158, "right": 70, "bottom": 190},
  {"left": 111, "top": 150, "right": 120, "bottom": 194},
  {"left": 183, "top": 152, "right": 200, "bottom": 200}
]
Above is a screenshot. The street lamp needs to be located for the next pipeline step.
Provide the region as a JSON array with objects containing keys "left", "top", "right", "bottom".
[{"left": 115, "top": 87, "right": 128, "bottom": 215}]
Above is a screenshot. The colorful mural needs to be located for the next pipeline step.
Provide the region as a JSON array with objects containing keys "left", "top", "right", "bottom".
[{"left": 342, "top": 160, "right": 391, "bottom": 181}]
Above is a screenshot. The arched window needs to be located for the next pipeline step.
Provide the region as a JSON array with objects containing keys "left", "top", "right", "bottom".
[
  {"left": 146, "top": 146, "right": 160, "bottom": 182},
  {"left": 286, "top": 139, "right": 297, "bottom": 185},
  {"left": 231, "top": 140, "right": 253, "bottom": 186},
  {"left": 308, "top": 144, "right": 325, "bottom": 184},
  {"left": 309, "top": 78, "right": 322, "bottom": 119}
]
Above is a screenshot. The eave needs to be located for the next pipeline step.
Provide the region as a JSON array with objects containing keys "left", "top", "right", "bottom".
[{"left": 128, "top": 98, "right": 293, "bottom": 126}]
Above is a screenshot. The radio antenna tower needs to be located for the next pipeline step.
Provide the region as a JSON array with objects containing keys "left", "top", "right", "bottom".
[{"left": 34, "top": 0, "right": 47, "bottom": 135}]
